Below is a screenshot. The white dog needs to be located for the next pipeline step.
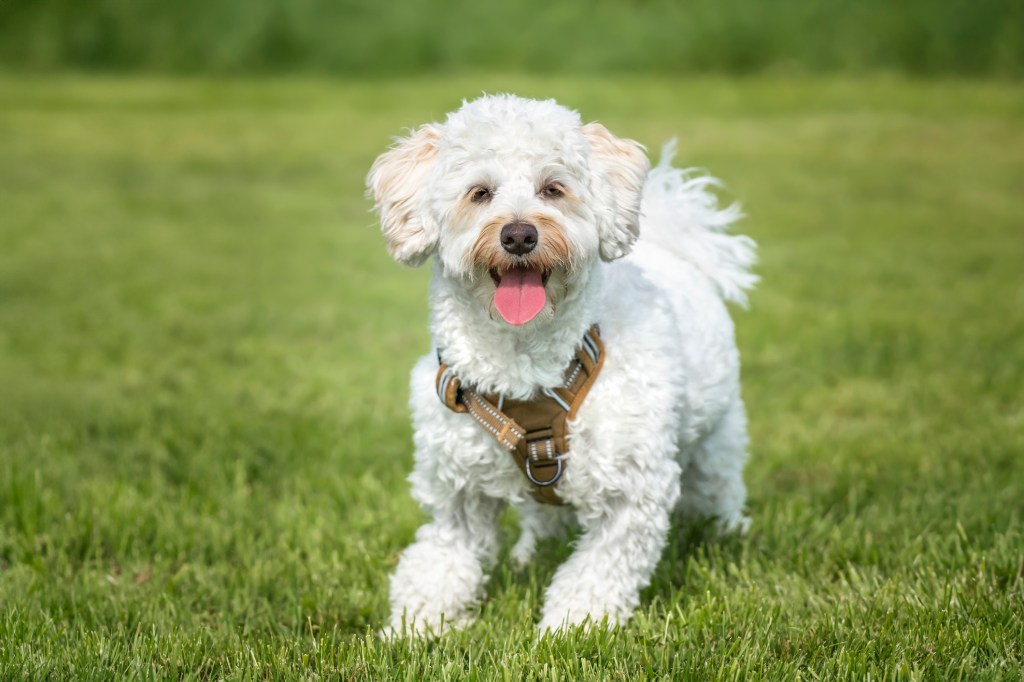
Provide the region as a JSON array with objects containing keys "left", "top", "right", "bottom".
[{"left": 367, "top": 94, "right": 757, "bottom": 635}]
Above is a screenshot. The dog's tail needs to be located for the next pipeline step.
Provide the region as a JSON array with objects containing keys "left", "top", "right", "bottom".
[{"left": 639, "top": 139, "right": 758, "bottom": 307}]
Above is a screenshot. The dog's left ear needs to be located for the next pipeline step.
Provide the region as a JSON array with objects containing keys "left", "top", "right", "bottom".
[
  {"left": 367, "top": 124, "right": 442, "bottom": 267},
  {"left": 583, "top": 123, "right": 650, "bottom": 262}
]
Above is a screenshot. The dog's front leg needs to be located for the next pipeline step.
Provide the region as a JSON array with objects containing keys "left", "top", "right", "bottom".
[
  {"left": 538, "top": 470, "right": 679, "bottom": 633},
  {"left": 387, "top": 491, "right": 501, "bottom": 636}
]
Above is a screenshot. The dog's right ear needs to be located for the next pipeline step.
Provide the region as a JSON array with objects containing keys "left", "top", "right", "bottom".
[{"left": 367, "top": 125, "right": 441, "bottom": 267}]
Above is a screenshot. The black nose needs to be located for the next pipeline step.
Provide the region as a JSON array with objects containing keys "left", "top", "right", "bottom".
[{"left": 500, "top": 221, "right": 538, "bottom": 255}]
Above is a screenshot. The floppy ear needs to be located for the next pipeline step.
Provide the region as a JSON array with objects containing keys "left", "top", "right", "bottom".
[
  {"left": 366, "top": 125, "right": 441, "bottom": 266},
  {"left": 582, "top": 123, "right": 650, "bottom": 261}
]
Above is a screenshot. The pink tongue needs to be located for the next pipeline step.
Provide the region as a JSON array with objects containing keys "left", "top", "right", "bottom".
[{"left": 494, "top": 267, "right": 546, "bottom": 325}]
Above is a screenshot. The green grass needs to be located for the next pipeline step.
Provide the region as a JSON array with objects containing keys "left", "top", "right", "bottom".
[
  {"left": 2, "top": 0, "right": 1023, "bottom": 77},
  {"left": 1, "top": 74, "right": 1023, "bottom": 679}
]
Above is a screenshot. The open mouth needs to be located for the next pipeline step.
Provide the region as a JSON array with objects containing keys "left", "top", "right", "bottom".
[{"left": 489, "top": 266, "right": 550, "bottom": 326}]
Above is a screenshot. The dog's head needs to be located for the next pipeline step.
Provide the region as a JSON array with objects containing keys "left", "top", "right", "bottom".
[{"left": 367, "top": 95, "right": 648, "bottom": 326}]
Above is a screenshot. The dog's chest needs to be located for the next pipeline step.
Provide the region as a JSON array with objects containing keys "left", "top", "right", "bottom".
[{"left": 439, "top": 408, "right": 533, "bottom": 498}]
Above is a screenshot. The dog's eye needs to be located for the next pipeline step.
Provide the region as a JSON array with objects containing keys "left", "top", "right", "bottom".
[
  {"left": 542, "top": 183, "right": 564, "bottom": 199},
  {"left": 469, "top": 186, "right": 492, "bottom": 203}
]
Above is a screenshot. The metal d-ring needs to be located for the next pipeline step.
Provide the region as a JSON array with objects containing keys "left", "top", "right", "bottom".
[{"left": 524, "top": 456, "right": 563, "bottom": 487}]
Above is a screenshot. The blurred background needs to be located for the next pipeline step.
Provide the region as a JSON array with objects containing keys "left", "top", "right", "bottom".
[
  {"left": 1, "top": 1, "right": 1023, "bottom": 676},
  {"left": 1, "top": 0, "right": 1022, "bottom": 76}
]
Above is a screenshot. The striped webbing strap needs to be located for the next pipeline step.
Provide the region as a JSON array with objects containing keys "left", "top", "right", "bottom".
[{"left": 435, "top": 325, "right": 604, "bottom": 505}]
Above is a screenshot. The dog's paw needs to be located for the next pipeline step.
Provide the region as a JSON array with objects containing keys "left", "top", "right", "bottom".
[
  {"left": 510, "top": 534, "right": 537, "bottom": 568},
  {"left": 537, "top": 610, "right": 620, "bottom": 636},
  {"left": 382, "top": 612, "right": 471, "bottom": 640},
  {"left": 715, "top": 512, "right": 751, "bottom": 536},
  {"left": 537, "top": 596, "right": 630, "bottom": 635}
]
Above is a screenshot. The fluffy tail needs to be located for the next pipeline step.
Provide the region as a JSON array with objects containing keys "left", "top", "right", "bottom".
[{"left": 639, "top": 140, "right": 758, "bottom": 307}]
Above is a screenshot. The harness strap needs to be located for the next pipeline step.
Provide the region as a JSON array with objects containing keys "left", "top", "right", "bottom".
[{"left": 435, "top": 325, "right": 605, "bottom": 505}]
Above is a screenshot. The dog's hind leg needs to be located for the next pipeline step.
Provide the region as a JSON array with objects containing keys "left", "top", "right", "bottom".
[
  {"left": 386, "top": 490, "right": 502, "bottom": 636},
  {"left": 511, "top": 501, "right": 571, "bottom": 567},
  {"left": 676, "top": 397, "right": 750, "bottom": 534}
]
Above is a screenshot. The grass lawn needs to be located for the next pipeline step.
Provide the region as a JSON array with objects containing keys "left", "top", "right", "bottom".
[{"left": 1, "top": 74, "right": 1022, "bottom": 679}]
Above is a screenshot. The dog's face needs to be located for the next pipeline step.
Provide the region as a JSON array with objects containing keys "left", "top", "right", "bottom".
[{"left": 368, "top": 95, "right": 648, "bottom": 326}]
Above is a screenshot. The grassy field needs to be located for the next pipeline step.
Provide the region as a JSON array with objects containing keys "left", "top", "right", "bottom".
[{"left": 1, "top": 75, "right": 1023, "bottom": 679}]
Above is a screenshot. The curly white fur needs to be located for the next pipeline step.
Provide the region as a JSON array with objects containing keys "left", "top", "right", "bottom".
[{"left": 367, "top": 94, "right": 757, "bottom": 636}]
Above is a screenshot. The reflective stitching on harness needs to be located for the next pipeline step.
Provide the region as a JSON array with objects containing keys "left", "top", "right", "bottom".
[
  {"left": 526, "top": 437, "right": 556, "bottom": 463},
  {"left": 563, "top": 362, "right": 582, "bottom": 388},
  {"left": 467, "top": 394, "right": 518, "bottom": 449},
  {"left": 473, "top": 393, "right": 504, "bottom": 421},
  {"left": 498, "top": 420, "right": 515, "bottom": 444},
  {"left": 472, "top": 413, "right": 516, "bottom": 450}
]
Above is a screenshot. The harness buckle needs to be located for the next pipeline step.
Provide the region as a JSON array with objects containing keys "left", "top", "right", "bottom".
[{"left": 524, "top": 456, "right": 564, "bottom": 487}]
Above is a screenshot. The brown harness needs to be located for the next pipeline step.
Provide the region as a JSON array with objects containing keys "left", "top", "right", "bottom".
[{"left": 435, "top": 325, "right": 604, "bottom": 505}]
